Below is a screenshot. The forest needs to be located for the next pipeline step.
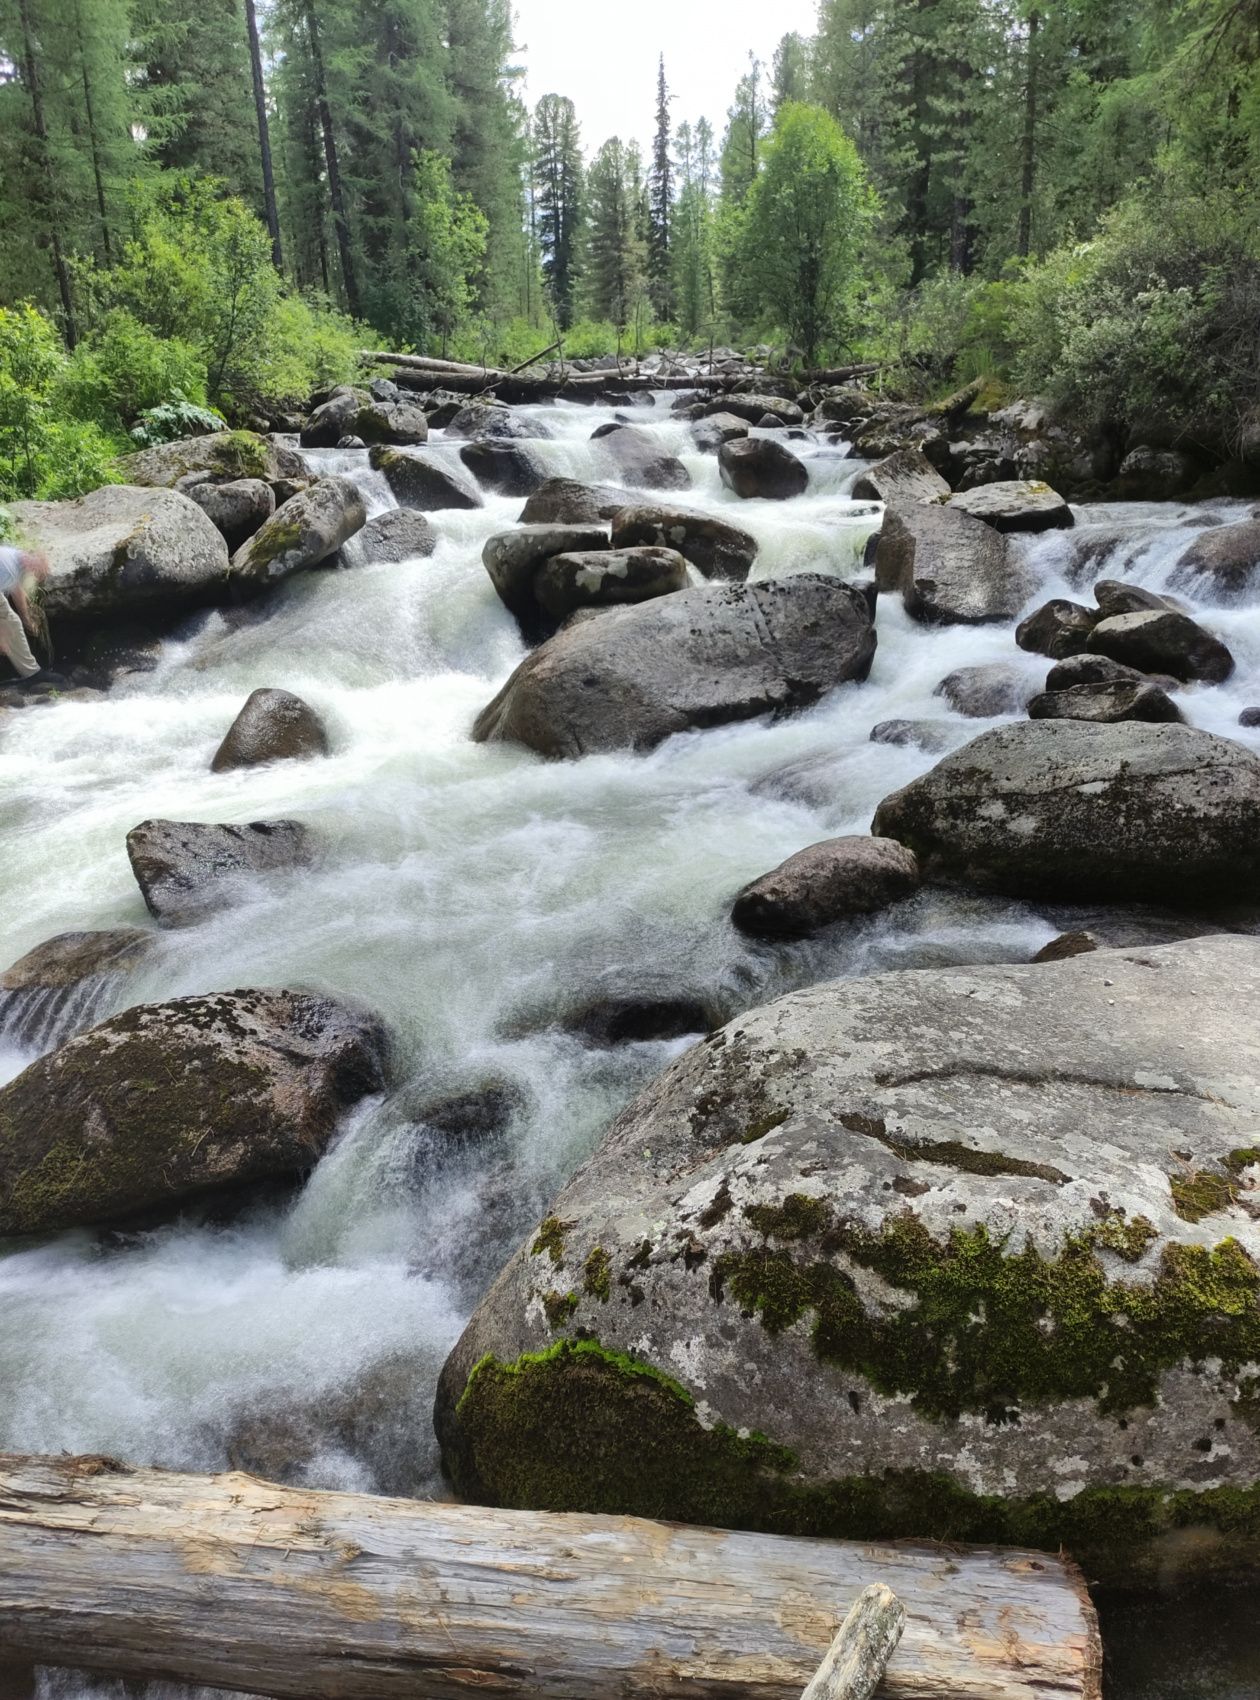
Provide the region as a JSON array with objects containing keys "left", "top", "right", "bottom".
[{"left": 1, "top": 0, "right": 1258, "bottom": 507}]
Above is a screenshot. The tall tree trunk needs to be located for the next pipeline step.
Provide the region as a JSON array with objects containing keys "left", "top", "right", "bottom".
[
  {"left": 1018, "top": 10, "right": 1040, "bottom": 258},
  {"left": 17, "top": 0, "right": 77, "bottom": 345},
  {"left": 244, "top": 0, "right": 284, "bottom": 273},
  {"left": 72, "top": 0, "right": 112, "bottom": 264},
  {"left": 303, "top": 1, "right": 360, "bottom": 316}
]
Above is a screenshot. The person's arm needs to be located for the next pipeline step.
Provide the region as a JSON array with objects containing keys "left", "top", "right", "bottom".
[
  {"left": 9, "top": 584, "right": 31, "bottom": 628},
  {"left": 11, "top": 551, "right": 49, "bottom": 631}
]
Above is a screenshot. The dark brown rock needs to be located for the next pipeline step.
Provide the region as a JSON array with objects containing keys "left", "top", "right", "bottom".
[
  {"left": 211, "top": 688, "right": 330, "bottom": 772},
  {"left": 718, "top": 437, "right": 808, "bottom": 500},
  {"left": 125, "top": 818, "right": 311, "bottom": 925},
  {"left": 1028, "top": 679, "right": 1183, "bottom": 725},
  {"left": 1016, "top": 599, "right": 1098, "bottom": 660},
  {"left": 731, "top": 836, "right": 920, "bottom": 938}
]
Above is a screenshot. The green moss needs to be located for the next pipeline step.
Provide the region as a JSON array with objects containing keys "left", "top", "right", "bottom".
[
  {"left": 740, "top": 1108, "right": 789, "bottom": 1144},
  {"left": 238, "top": 514, "right": 303, "bottom": 574},
  {"left": 1171, "top": 1170, "right": 1238, "bottom": 1222},
  {"left": 542, "top": 1290, "right": 578, "bottom": 1328},
  {"left": 1090, "top": 1212, "right": 1159, "bottom": 1262},
  {"left": 1227, "top": 1148, "right": 1260, "bottom": 1174},
  {"left": 745, "top": 1192, "right": 830, "bottom": 1241},
  {"left": 532, "top": 1215, "right": 569, "bottom": 1267},
  {"left": 211, "top": 430, "right": 270, "bottom": 481},
  {"left": 879, "top": 1135, "right": 1069, "bottom": 1185},
  {"left": 583, "top": 1246, "right": 611, "bottom": 1302}
]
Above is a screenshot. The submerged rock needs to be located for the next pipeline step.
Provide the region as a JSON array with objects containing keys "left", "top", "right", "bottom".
[
  {"left": 1172, "top": 518, "right": 1260, "bottom": 601},
  {"left": 610, "top": 505, "right": 757, "bottom": 581},
  {"left": 876, "top": 504, "right": 1035, "bottom": 625},
  {"left": 125, "top": 818, "right": 311, "bottom": 925},
  {"left": 460, "top": 440, "right": 546, "bottom": 497},
  {"left": 435, "top": 935, "right": 1260, "bottom": 1585},
  {"left": 472, "top": 576, "right": 876, "bottom": 758},
  {"left": 211, "top": 687, "right": 330, "bottom": 771},
  {"left": 229, "top": 477, "right": 366, "bottom": 586},
  {"left": 873, "top": 721, "right": 1260, "bottom": 903},
  {"left": 592, "top": 423, "right": 691, "bottom": 492},
  {"left": 718, "top": 438, "right": 808, "bottom": 500},
  {"left": 0, "top": 989, "right": 387, "bottom": 1233},
  {"left": 868, "top": 719, "right": 956, "bottom": 754},
  {"left": 935, "top": 663, "right": 1036, "bottom": 717},
  {"left": 947, "top": 480, "right": 1073, "bottom": 533},
  {"left": 731, "top": 836, "right": 920, "bottom": 938}
]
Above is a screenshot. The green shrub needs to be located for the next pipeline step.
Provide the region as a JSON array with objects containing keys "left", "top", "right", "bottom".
[
  {"left": 129, "top": 398, "right": 227, "bottom": 447},
  {"left": 58, "top": 310, "right": 208, "bottom": 429},
  {"left": 34, "top": 419, "right": 124, "bottom": 500}
]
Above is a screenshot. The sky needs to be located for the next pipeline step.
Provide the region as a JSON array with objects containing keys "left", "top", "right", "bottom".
[{"left": 510, "top": 0, "right": 822, "bottom": 159}]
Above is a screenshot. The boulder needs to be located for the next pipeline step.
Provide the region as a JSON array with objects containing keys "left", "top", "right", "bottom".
[
  {"left": 186, "top": 478, "right": 275, "bottom": 552},
  {"left": 1016, "top": 598, "right": 1098, "bottom": 660},
  {"left": 592, "top": 423, "right": 691, "bottom": 492},
  {"left": 1116, "top": 445, "right": 1196, "bottom": 498},
  {"left": 9, "top": 486, "right": 229, "bottom": 623},
  {"left": 0, "top": 989, "right": 387, "bottom": 1234},
  {"left": 531, "top": 548, "right": 689, "bottom": 624},
  {"left": 877, "top": 504, "right": 1036, "bottom": 625},
  {"left": 211, "top": 687, "right": 330, "bottom": 772},
  {"left": 564, "top": 995, "right": 716, "bottom": 1048},
  {"left": 947, "top": 480, "right": 1073, "bottom": 533},
  {"left": 868, "top": 719, "right": 956, "bottom": 754},
  {"left": 1241, "top": 708, "right": 1260, "bottom": 729},
  {"left": 1028, "top": 679, "right": 1183, "bottom": 725},
  {"left": 935, "top": 663, "right": 1035, "bottom": 718},
  {"left": 851, "top": 448, "right": 950, "bottom": 506},
  {"left": 692, "top": 413, "right": 749, "bottom": 454},
  {"left": 116, "top": 431, "right": 307, "bottom": 496},
  {"left": 446, "top": 404, "right": 548, "bottom": 441},
  {"left": 370, "top": 446, "right": 484, "bottom": 511},
  {"left": 731, "top": 837, "right": 920, "bottom": 938},
  {"left": 473, "top": 576, "right": 876, "bottom": 759},
  {"left": 125, "top": 818, "right": 311, "bottom": 925},
  {"left": 434, "top": 933, "right": 1260, "bottom": 1584},
  {"left": 459, "top": 440, "right": 546, "bottom": 497},
  {"left": 609, "top": 505, "right": 757, "bottom": 582},
  {"left": 299, "top": 388, "right": 369, "bottom": 448},
  {"left": 482, "top": 525, "right": 611, "bottom": 633},
  {"left": 410, "top": 1081, "right": 526, "bottom": 1149},
  {"left": 346, "top": 508, "right": 436, "bottom": 566},
  {"left": 702, "top": 393, "right": 805, "bottom": 428},
  {"left": 1092, "top": 579, "right": 1182, "bottom": 619},
  {"left": 229, "top": 476, "right": 366, "bottom": 587},
  {"left": 718, "top": 438, "right": 808, "bottom": 500},
  {"left": 518, "top": 479, "right": 630, "bottom": 525},
  {"left": 0, "top": 928, "right": 152, "bottom": 991},
  {"left": 348, "top": 400, "right": 429, "bottom": 446},
  {"left": 1172, "top": 519, "right": 1260, "bottom": 601},
  {"left": 873, "top": 721, "right": 1260, "bottom": 902},
  {"left": 1045, "top": 653, "right": 1152, "bottom": 692},
  {"left": 1087, "top": 610, "right": 1234, "bottom": 685}
]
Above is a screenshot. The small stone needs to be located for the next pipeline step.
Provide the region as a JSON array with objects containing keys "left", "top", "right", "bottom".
[{"left": 211, "top": 687, "right": 329, "bottom": 772}]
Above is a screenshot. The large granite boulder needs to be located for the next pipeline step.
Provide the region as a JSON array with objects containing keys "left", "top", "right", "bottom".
[
  {"left": 459, "top": 440, "right": 546, "bottom": 497},
  {"left": 692, "top": 413, "right": 749, "bottom": 454},
  {"left": 482, "top": 525, "right": 610, "bottom": 637},
  {"left": 851, "top": 448, "right": 950, "bottom": 506},
  {"left": 116, "top": 431, "right": 307, "bottom": 497},
  {"left": 731, "top": 836, "right": 920, "bottom": 938},
  {"left": 0, "top": 989, "right": 387, "bottom": 1233},
  {"left": 1016, "top": 599, "right": 1099, "bottom": 660},
  {"left": 947, "top": 480, "right": 1073, "bottom": 533},
  {"left": 519, "top": 479, "right": 629, "bottom": 525},
  {"left": 343, "top": 508, "right": 436, "bottom": 566},
  {"left": 211, "top": 688, "right": 329, "bottom": 771},
  {"left": 531, "top": 548, "right": 689, "bottom": 625},
  {"left": 186, "top": 478, "right": 275, "bottom": 552},
  {"left": 718, "top": 438, "right": 808, "bottom": 500},
  {"left": 610, "top": 505, "right": 757, "bottom": 582},
  {"left": 873, "top": 721, "right": 1260, "bottom": 903},
  {"left": 876, "top": 504, "right": 1036, "bottom": 625},
  {"left": 592, "top": 423, "right": 691, "bottom": 492},
  {"left": 702, "top": 393, "right": 805, "bottom": 428},
  {"left": 1173, "top": 519, "right": 1260, "bottom": 601},
  {"left": 229, "top": 477, "right": 366, "bottom": 587},
  {"left": 1028, "top": 679, "right": 1183, "bottom": 726},
  {"left": 434, "top": 935, "right": 1260, "bottom": 1584},
  {"left": 370, "top": 446, "right": 484, "bottom": 511},
  {"left": 1086, "top": 610, "right": 1234, "bottom": 685},
  {"left": 125, "top": 818, "right": 311, "bottom": 925},
  {"left": 473, "top": 576, "right": 876, "bottom": 759},
  {"left": 9, "top": 487, "right": 229, "bottom": 622},
  {"left": 348, "top": 399, "right": 429, "bottom": 446},
  {"left": 446, "top": 404, "right": 548, "bottom": 442},
  {"left": 299, "top": 387, "right": 370, "bottom": 448}
]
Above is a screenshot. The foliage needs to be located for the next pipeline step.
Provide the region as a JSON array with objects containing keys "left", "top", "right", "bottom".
[
  {"left": 583, "top": 138, "right": 649, "bottom": 330},
  {"left": 129, "top": 398, "right": 227, "bottom": 448},
  {"left": 533, "top": 94, "right": 584, "bottom": 331},
  {"left": 58, "top": 310, "right": 207, "bottom": 428},
  {"left": 0, "top": 302, "right": 122, "bottom": 500},
  {"left": 402, "top": 149, "right": 489, "bottom": 355}
]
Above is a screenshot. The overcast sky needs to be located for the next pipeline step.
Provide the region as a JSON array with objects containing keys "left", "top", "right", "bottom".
[{"left": 511, "top": 0, "right": 821, "bottom": 159}]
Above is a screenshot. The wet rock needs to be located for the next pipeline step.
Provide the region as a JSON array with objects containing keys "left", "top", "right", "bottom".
[
  {"left": 336, "top": 436, "right": 365, "bottom": 450},
  {"left": 1172, "top": 519, "right": 1260, "bottom": 602},
  {"left": 230, "top": 476, "right": 366, "bottom": 587},
  {"left": 518, "top": 478, "right": 628, "bottom": 525},
  {"left": 459, "top": 440, "right": 546, "bottom": 497},
  {"left": 532, "top": 548, "right": 688, "bottom": 625},
  {"left": 348, "top": 400, "right": 429, "bottom": 446},
  {"left": 691, "top": 413, "right": 749, "bottom": 453},
  {"left": 1116, "top": 445, "right": 1196, "bottom": 499},
  {"left": 435, "top": 934, "right": 1260, "bottom": 1584},
  {"left": 370, "top": 446, "right": 484, "bottom": 511},
  {"left": 299, "top": 388, "right": 369, "bottom": 447},
  {"left": 117, "top": 431, "right": 308, "bottom": 497},
  {"left": 592, "top": 423, "right": 691, "bottom": 492},
  {"left": 731, "top": 836, "right": 920, "bottom": 938},
  {"left": 9, "top": 486, "right": 229, "bottom": 623},
  {"left": 1029, "top": 679, "right": 1183, "bottom": 725},
  {"left": 473, "top": 576, "right": 876, "bottom": 759},
  {"left": 610, "top": 505, "right": 757, "bottom": 581},
  {"left": 446, "top": 404, "right": 547, "bottom": 441},
  {"left": 0, "top": 928, "right": 152, "bottom": 991},
  {"left": 702, "top": 393, "right": 805, "bottom": 428},
  {"left": 868, "top": 719, "right": 956, "bottom": 753},
  {"left": 851, "top": 447, "right": 950, "bottom": 506},
  {"left": 344, "top": 508, "right": 436, "bottom": 566},
  {"left": 1016, "top": 598, "right": 1098, "bottom": 660},
  {"left": 211, "top": 687, "right": 330, "bottom": 772},
  {"left": 876, "top": 504, "right": 1035, "bottom": 625},
  {"left": 1092, "top": 580, "right": 1182, "bottom": 618},
  {"left": 873, "top": 721, "right": 1260, "bottom": 903},
  {"left": 482, "top": 524, "right": 610, "bottom": 635},
  {"left": 412, "top": 1081, "right": 526, "bottom": 1148},
  {"left": 1087, "top": 610, "right": 1234, "bottom": 685},
  {"left": 947, "top": 480, "right": 1073, "bottom": 533},
  {"left": 935, "top": 663, "right": 1036, "bottom": 718},
  {"left": 0, "top": 988, "right": 388, "bottom": 1234},
  {"left": 1241, "top": 708, "right": 1260, "bottom": 729},
  {"left": 125, "top": 818, "right": 311, "bottom": 925},
  {"left": 1031, "top": 930, "right": 1099, "bottom": 962},
  {"left": 1045, "top": 653, "right": 1152, "bottom": 692},
  {"left": 187, "top": 478, "right": 275, "bottom": 552},
  {"left": 718, "top": 437, "right": 808, "bottom": 500},
  {"left": 565, "top": 995, "right": 715, "bottom": 1046}
]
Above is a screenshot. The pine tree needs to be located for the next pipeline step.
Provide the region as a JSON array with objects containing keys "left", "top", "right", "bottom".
[
  {"left": 771, "top": 32, "right": 813, "bottom": 111},
  {"left": 648, "top": 54, "right": 674, "bottom": 321},
  {"left": 584, "top": 136, "right": 648, "bottom": 331},
  {"left": 671, "top": 117, "right": 717, "bottom": 338},
  {"left": 533, "top": 93, "right": 583, "bottom": 329},
  {"left": 243, "top": 0, "right": 283, "bottom": 271}
]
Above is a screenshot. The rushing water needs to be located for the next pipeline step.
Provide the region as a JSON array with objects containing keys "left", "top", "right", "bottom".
[{"left": 2, "top": 398, "right": 1259, "bottom": 1697}]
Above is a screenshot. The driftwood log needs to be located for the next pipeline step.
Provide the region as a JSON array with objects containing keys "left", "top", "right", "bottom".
[
  {"left": 0, "top": 1455, "right": 1101, "bottom": 1700},
  {"left": 801, "top": 1584, "right": 904, "bottom": 1700}
]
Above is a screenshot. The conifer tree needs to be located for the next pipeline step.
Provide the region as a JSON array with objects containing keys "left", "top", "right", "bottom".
[
  {"left": 648, "top": 54, "right": 674, "bottom": 321},
  {"left": 533, "top": 93, "right": 583, "bottom": 329},
  {"left": 584, "top": 136, "right": 648, "bottom": 330}
]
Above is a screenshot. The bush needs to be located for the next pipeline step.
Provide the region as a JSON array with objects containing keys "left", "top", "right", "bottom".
[
  {"left": 0, "top": 302, "right": 124, "bottom": 500},
  {"left": 129, "top": 398, "right": 227, "bottom": 447},
  {"left": 58, "top": 310, "right": 208, "bottom": 429}
]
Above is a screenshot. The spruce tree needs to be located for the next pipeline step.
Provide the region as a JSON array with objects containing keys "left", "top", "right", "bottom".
[
  {"left": 647, "top": 54, "right": 674, "bottom": 321},
  {"left": 533, "top": 93, "right": 583, "bottom": 329},
  {"left": 584, "top": 136, "right": 647, "bottom": 331}
]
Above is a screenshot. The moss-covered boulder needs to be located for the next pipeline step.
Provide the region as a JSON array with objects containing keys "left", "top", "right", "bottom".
[
  {"left": 229, "top": 476, "right": 366, "bottom": 587},
  {"left": 369, "top": 446, "right": 483, "bottom": 512},
  {"left": 117, "top": 430, "right": 307, "bottom": 496},
  {"left": 436, "top": 936, "right": 1260, "bottom": 1585},
  {"left": 0, "top": 988, "right": 387, "bottom": 1233}
]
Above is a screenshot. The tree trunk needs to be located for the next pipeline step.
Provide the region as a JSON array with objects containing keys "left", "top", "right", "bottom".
[
  {"left": 303, "top": 1, "right": 360, "bottom": 316},
  {"left": 0, "top": 1454, "right": 1102, "bottom": 1700},
  {"left": 72, "top": 0, "right": 111, "bottom": 264},
  {"left": 1018, "top": 9, "right": 1041, "bottom": 258},
  {"left": 244, "top": 0, "right": 283, "bottom": 273},
  {"left": 16, "top": 0, "right": 77, "bottom": 345}
]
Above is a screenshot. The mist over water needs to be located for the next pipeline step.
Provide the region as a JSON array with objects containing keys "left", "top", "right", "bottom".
[{"left": 2, "top": 398, "right": 1258, "bottom": 1699}]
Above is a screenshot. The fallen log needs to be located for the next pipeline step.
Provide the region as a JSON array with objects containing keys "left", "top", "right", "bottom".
[
  {"left": 0, "top": 1454, "right": 1101, "bottom": 1700},
  {"left": 803, "top": 1584, "right": 904, "bottom": 1700}
]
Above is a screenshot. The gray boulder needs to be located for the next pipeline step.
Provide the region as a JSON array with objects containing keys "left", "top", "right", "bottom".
[
  {"left": 117, "top": 431, "right": 308, "bottom": 497},
  {"left": 1087, "top": 609, "right": 1234, "bottom": 685},
  {"left": 460, "top": 440, "right": 546, "bottom": 497},
  {"left": 1045, "top": 652, "right": 1153, "bottom": 692},
  {"left": 692, "top": 413, "right": 749, "bottom": 454},
  {"left": 519, "top": 479, "right": 630, "bottom": 525},
  {"left": 947, "top": 480, "right": 1073, "bottom": 533},
  {"left": 211, "top": 687, "right": 330, "bottom": 772},
  {"left": 1173, "top": 519, "right": 1260, "bottom": 601},
  {"left": 300, "top": 388, "right": 370, "bottom": 448},
  {"left": 731, "top": 836, "right": 920, "bottom": 937},
  {"left": 935, "top": 663, "right": 1036, "bottom": 718},
  {"left": 703, "top": 393, "right": 805, "bottom": 428},
  {"left": 482, "top": 524, "right": 611, "bottom": 633},
  {"left": 473, "top": 576, "right": 876, "bottom": 759},
  {"left": 1092, "top": 580, "right": 1182, "bottom": 619},
  {"left": 868, "top": 719, "right": 956, "bottom": 753},
  {"left": 1016, "top": 598, "right": 1098, "bottom": 660},
  {"left": 348, "top": 399, "right": 429, "bottom": 446},
  {"left": 345, "top": 508, "right": 436, "bottom": 566},
  {"left": 370, "top": 446, "right": 484, "bottom": 511},
  {"left": 1116, "top": 445, "right": 1196, "bottom": 498},
  {"left": 0, "top": 989, "right": 387, "bottom": 1233},
  {"left": 229, "top": 477, "right": 366, "bottom": 586},
  {"left": 10, "top": 486, "right": 229, "bottom": 622},
  {"left": 126, "top": 818, "right": 311, "bottom": 925},
  {"left": 610, "top": 505, "right": 757, "bottom": 581},
  {"left": 446, "top": 404, "right": 547, "bottom": 441},
  {"left": 434, "top": 934, "right": 1260, "bottom": 1584},
  {"left": 873, "top": 721, "right": 1260, "bottom": 902},
  {"left": 851, "top": 447, "right": 950, "bottom": 506},
  {"left": 718, "top": 438, "right": 808, "bottom": 500},
  {"left": 1028, "top": 679, "right": 1183, "bottom": 725},
  {"left": 592, "top": 423, "right": 691, "bottom": 492},
  {"left": 877, "top": 504, "right": 1036, "bottom": 625},
  {"left": 1, "top": 928, "right": 151, "bottom": 991},
  {"left": 186, "top": 478, "right": 275, "bottom": 552},
  {"left": 532, "top": 548, "right": 688, "bottom": 624}
]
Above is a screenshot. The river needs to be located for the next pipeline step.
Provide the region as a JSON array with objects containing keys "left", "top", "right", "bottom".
[{"left": 1, "top": 397, "right": 1257, "bottom": 1697}]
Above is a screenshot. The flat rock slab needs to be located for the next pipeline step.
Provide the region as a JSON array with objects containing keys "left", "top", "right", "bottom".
[
  {"left": 876, "top": 503, "right": 1036, "bottom": 625},
  {"left": 472, "top": 575, "right": 876, "bottom": 758},
  {"left": 851, "top": 447, "right": 950, "bottom": 506},
  {"left": 125, "top": 818, "right": 311, "bottom": 925},
  {"left": 948, "top": 480, "right": 1073, "bottom": 533},
  {"left": 436, "top": 935, "right": 1260, "bottom": 1586}
]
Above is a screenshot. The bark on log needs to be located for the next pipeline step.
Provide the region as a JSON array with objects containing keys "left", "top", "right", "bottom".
[
  {"left": 0, "top": 1454, "right": 1101, "bottom": 1700},
  {"left": 799, "top": 1584, "right": 904, "bottom": 1700}
]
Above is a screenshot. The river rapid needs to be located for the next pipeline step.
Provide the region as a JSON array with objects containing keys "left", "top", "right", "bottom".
[{"left": 1, "top": 397, "right": 1258, "bottom": 1698}]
